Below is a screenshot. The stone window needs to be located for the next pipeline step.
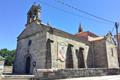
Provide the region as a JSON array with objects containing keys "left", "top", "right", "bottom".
[
  {"left": 111, "top": 48, "right": 114, "bottom": 57},
  {"left": 28, "top": 40, "right": 32, "bottom": 46}
]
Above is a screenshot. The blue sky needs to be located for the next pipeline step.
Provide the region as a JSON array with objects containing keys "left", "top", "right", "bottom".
[{"left": 0, "top": 0, "right": 120, "bottom": 50}]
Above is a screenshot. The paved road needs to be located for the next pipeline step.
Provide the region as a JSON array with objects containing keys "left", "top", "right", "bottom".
[{"left": 59, "top": 75, "right": 120, "bottom": 80}]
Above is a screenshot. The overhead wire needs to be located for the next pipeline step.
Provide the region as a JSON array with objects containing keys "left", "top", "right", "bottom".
[
  {"left": 38, "top": 0, "right": 117, "bottom": 34},
  {"left": 53, "top": 0, "right": 115, "bottom": 24},
  {"left": 53, "top": 0, "right": 117, "bottom": 34},
  {"left": 38, "top": 0, "right": 115, "bottom": 25},
  {"left": 38, "top": 0, "right": 114, "bottom": 25}
]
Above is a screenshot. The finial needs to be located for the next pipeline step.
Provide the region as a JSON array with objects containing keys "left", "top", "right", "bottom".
[{"left": 78, "top": 24, "right": 83, "bottom": 33}]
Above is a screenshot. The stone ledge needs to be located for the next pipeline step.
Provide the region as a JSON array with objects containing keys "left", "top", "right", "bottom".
[
  {"left": 1, "top": 75, "right": 35, "bottom": 79},
  {"left": 36, "top": 69, "right": 58, "bottom": 72},
  {"left": 34, "top": 68, "right": 120, "bottom": 79}
]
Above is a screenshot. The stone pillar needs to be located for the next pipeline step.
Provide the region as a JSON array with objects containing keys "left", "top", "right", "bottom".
[
  {"left": 65, "top": 44, "right": 74, "bottom": 68},
  {"left": 72, "top": 47, "right": 78, "bottom": 68},
  {"left": 45, "top": 39, "right": 53, "bottom": 69}
]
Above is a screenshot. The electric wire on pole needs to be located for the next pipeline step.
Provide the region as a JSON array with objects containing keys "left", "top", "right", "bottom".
[
  {"left": 53, "top": 0, "right": 115, "bottom": 23},
  {"left": 38, "top": 0, "right": 118, "bottom": 36},
  {"left": 38, "top": 0, "right": 114, "bottom": 26}
]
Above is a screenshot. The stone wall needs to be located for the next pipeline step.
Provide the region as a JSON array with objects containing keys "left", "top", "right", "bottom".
[
  {"left": 86, "top": 43, "right": 95, "bottom": 68},
  {"left": 106, "top": 41, "right": 119, "bottom": 68},
  {"left": 87, "top": 38, "right": 119, "bottom": 68},
  {"left": 92, "top": 40, "right": 108, "bottom": 68},
  {"left": 47, "top": 32, "right": 89, "bottom": 69},
  {"left": 35, "top": 68, "right": 120, "bottom": 79},
  {"left": 13, "top": 23, "right": 47, "bottom": 74},
  {"left": 13, "top": 22, "right": 90, "bottom": 74},
  {"left": 0, "top": 61, "right": 4, "bottom": 73}
]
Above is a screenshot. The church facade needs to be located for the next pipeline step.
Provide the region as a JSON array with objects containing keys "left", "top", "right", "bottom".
[
  {"left": 13, "top": 4, "right": 119, "bottom": 74},
  {"left": 13, "top": 4, "right": 89, "bottom": 74}
]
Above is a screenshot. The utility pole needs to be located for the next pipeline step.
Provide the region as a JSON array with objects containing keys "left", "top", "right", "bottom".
[{"left": 115, "top": 22, "right": 120, "bottom": 66}]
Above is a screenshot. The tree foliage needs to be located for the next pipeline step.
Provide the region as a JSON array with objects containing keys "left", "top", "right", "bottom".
[{"left": 0, "top": 48, "right": 16, "bottom": 66}]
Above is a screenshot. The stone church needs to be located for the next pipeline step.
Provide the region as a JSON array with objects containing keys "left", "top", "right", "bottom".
[
  {"left": 75, "top": 28, "right": 119, "bottom": 68},
  {"left": 13, "top": 4, "right": 119, "bottom": 74}
]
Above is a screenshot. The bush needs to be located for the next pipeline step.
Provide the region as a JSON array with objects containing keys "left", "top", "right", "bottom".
[{"left": 0, "top": 48, "right": 16, "bottom": 66}]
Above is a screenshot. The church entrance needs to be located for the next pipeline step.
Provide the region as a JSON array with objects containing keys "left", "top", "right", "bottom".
[{"left": 25, "top": 56, "right": 31, "bottom": 74}]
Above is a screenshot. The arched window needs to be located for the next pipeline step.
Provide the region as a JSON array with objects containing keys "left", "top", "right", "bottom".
[{"left": 28, "top": 40, "right": 32, "bottom": 46}]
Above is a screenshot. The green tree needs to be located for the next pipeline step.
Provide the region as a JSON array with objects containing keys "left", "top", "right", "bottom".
[{"left": 0, "top": 48, "right": 16, "bottom": 66}]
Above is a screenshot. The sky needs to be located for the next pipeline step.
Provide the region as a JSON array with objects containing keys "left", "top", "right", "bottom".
[{"left": 0, "top": 0, "right": 120, "bottom": 50}]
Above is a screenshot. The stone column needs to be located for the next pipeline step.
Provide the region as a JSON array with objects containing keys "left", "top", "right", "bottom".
[
  {"left": 65, "top": 44, "right": 74, "bottom": 68},
  {"left": 45, "top": 39, "right": 53, "bottom": 69},
  {"left": 72, "top": 47, "right": 78, "bottom": 68}
]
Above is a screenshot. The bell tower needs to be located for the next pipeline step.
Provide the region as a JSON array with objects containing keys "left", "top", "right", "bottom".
[{"left": 27, "top": 3, "right": 41, "bottom": 24}]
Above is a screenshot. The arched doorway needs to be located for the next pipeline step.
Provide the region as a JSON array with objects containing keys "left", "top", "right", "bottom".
[{"left": 25, "top": 56, "right": 31, "bottom": 74}]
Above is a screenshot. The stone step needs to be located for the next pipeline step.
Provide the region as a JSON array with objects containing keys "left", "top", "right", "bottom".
[{"left": 1, "top": 75, "right": 35, "bottom": 80}]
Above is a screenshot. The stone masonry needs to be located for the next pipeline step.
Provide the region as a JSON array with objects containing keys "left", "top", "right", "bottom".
[{"left": 13, "top": 4, "right": 119, "bottom": 75}]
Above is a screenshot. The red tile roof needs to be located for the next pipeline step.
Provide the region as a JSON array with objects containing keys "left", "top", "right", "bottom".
[{"left": 75, "top": 31, "right": 98, "bottom": 41}]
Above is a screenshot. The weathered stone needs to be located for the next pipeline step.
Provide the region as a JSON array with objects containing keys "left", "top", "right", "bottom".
[{"left": 13, "top": 4, "right": 119, "bottom": 76}]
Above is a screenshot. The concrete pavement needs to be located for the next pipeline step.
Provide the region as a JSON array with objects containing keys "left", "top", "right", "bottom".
[{"left": 59, "top": 75, "right": 120, "bottom": 80}]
